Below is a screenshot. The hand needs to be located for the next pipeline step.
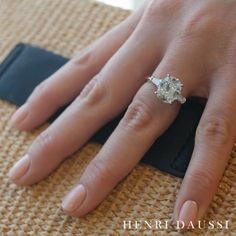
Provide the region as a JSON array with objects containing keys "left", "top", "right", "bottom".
[{"left": 8, "top": 0, "right": 236, "bottom": 225}]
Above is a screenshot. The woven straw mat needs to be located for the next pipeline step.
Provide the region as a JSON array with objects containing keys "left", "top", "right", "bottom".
[{"left": 0, "top": 0, "right": 236, "bottom": 235}]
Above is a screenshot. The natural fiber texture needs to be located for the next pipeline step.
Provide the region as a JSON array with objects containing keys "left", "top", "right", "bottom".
[{"left": 0, "top": 0, "right": 235, "bottom": 235}]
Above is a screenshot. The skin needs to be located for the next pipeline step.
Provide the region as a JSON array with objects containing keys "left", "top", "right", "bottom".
[{"left": 8, "top": 0, "right": 236, "bottom": 225}]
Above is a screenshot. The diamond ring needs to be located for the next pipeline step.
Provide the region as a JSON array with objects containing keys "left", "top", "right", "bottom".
[{"left": 147, "top": 74, "right": 186, "bottom": 104}]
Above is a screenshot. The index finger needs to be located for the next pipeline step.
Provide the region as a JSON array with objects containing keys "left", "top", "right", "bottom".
[{"left": 10, "top": 7, "right": 144, "bottom": 131}]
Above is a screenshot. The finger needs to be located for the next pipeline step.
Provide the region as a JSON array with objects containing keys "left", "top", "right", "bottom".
[
  {"left": 60, "top": 46, "right": 202, "bottom": 217},
  {"left": 173, "top": 72, "right": 236, "bottom": 227},
  {"left": 10, "top": 5, "right": 144, "bottom": 131},
  {"left": 7, "top": 15, "right": 165, "bottom": 186}
]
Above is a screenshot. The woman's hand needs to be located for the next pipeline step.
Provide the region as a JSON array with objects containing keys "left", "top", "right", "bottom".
[{"left": 8, "top": 0, "right": 236, "bottom": 225}]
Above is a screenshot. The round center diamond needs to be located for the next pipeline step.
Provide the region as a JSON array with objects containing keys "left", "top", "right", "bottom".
[{"left": 155, "top": 75, "right": 183, "bottom": 104}]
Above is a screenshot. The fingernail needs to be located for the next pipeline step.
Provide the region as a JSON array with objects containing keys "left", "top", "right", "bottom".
[
  {"left": 179, "top": 200, "right": 198, "bottom": 226},
  {"left": 62, "top": 184, "right": 86, "bottom": 212},
  {"left": 7, "top": 154, "right": 30, "bottom": 181},
  {"left": 11, "top": 104, "right": 28, "bottom": 126}
]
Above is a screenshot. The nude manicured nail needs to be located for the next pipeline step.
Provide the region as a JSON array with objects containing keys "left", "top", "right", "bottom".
[
  {"left": 11, "top": 104, "right": 29, "bottom": 126},
  {"left": 7, "top": 155, "right": 30, "bottom": 181},
  {"left": 62, "top": 185, "right": 86, "bottom": 212},
  {"left": 179, "top": 200, "right": 198, "bottom": 225}
]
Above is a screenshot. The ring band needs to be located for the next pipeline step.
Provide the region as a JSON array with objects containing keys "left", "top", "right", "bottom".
[{"left": 148, "top": 74, "right": 186, "bottom": 104}]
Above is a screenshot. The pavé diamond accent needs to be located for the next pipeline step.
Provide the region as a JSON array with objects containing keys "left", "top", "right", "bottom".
[{"left": 148, "top": 74, "right": 186, "bottom": 104}]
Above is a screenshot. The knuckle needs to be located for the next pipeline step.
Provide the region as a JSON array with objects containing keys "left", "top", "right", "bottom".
[
  {"left": 87, "top": 158, "right": 118, "bottom": 184},
  {"left": 33, "top": 131, "right": 57, "bottom": 153},
  {"left": 144, "top": 0, "right": 161, "bottom": 20},
  {"left": 181, "top": 11, "right": 218, "bottom": 39},
  {"left": 70, "top": 47, "right": 94, "bottom": 69},
  {"left": 186, "top": 169, "right": 216, "bottom": 192},
  {"left": 196, "top": 116, "right": 231, "bottom": 145},
  {"left": 32, "top": 81, "right": 59, "bottom": 107},
  {"left": 121, "top": 99, "right": 153, "bottom": 131},
  {"left": 79, "top": 76, "right": 108, "bottom": 106},
  {"left": 143, "top": 0, "right": 182, "bottom": 21},
  {"left": 34, "top": 82, "right": 52, "bottom": 100}
]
